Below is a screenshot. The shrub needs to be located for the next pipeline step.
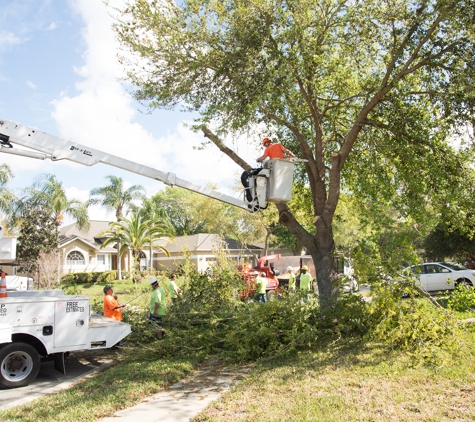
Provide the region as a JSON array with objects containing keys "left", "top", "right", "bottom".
[
  {"left": 97, "top": 271, "right": 118, "bottom": 283},
  {"left": 447, "top": 284, "right": 475, "bottom": 312},
  {"left": 367, "top": 280, "right": 467, "bottom": 366},
  {"left": 220, "top": 295, "right": 322, "bottom": 361},
  {"left": 62, "top": 271, "right": 118, "bottom": 285}
]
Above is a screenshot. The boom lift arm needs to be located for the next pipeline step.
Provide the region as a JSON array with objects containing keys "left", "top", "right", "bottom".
[{"left": 0, "top": 119, "right": 295, "bottom": 211}]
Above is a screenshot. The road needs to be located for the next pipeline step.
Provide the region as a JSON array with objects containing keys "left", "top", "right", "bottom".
[{"left": 0, "top": 349, "right": 115, "bottom": 410}]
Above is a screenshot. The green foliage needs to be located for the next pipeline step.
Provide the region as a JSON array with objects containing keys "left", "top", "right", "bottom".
[
  {"left": 114, "top": 0, "right": 475, "bottom": 305},
  {"left": 447, "top": 285, "right": 475, "bottom": 312},
  {"left": 0, "top": 163, "right": 16, "bottom": 218},
  {"left": 122, "top": 302, "right": 160, "bottom": 344},
  {"left": 25, "top": 173, "right": 90, "bottom": 231},
  {"left": 98, "top": 270, "right": 118, "bottom": 283},
  {"left": 151, "top": 187, "right": 208, "bottom": 236},
  {"left": 220, "top": 297, "right": 321, "bottom": 361},
  {"left": 99, "top": 210, "right": 172, "bottom": 282},
  {"left": 63, "top": 283, "right": 82, "bottom": 296},
  {"left": 88, "top": 175, "right": 145, "bottom": 219},
  {"left": 163, "top": 266, "right": 472, "bottom": 366},
  {"left": 424, "top": 222, "right": 475, "bottom": 262},
  {"left": 62, "top": 271, "right": 118, "bottom": 284},
  {"left": 319, "top": 294, "right": 369, "bottom": 336},
  {"left": 16, "top": 198, "right": 59, "bottom": 267},
  {"left": 367, "top": 281, "right": 468, "bottom": 366},
  {"left": 179, "top": 266, "right": 244, "bottom": 314}
]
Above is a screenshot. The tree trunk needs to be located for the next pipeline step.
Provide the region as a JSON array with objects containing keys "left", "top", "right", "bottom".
[
  {"left": 117, "top": 242, "right": 122, "bottom": 281},
  {"left": 310, "top": 228, "right": 340, "bottom": 307},
  {"left": 278, "top": 206, "right": 339, "bottom": 307}
]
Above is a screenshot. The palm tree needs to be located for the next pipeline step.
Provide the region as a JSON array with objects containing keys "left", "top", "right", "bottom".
[
  {"left": 139, "top": 197, "right": 175, "bottom": 269},
  {"left": 23, "top": 173, "right": 89, "bottom": 233},
  {"left": 99, "top": 210, "right": 171, "bottom": 282},
  {"left": 89, "top": 175, "right": 145, "bottom": 280}
]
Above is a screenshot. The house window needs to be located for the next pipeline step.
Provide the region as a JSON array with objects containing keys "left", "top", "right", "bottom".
[
  {"left": 66, "top": 251, "right": 85, "bottom": 266},
  {"left": 97, "top": 254, "right": 111, "bottom": 270}
]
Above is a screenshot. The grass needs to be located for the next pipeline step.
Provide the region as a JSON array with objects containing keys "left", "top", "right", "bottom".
[
  {"left": 193, "top": 339, "right": 475, "bottom": 421},
  {"left": 0, "top": 281, "right": 473, "bottom": 421}
]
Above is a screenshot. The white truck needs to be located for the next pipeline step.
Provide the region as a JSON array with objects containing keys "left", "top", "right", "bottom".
[
  {"left": 0, "top": 290, "right": 130, "bottom": 388},
  {"left": 0, "top": 119, "right": 298, "bottom": 388}
]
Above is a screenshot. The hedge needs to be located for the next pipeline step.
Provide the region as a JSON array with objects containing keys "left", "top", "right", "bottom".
[{"left": 62, "top": 270, "right": 117, "bottom": 285}]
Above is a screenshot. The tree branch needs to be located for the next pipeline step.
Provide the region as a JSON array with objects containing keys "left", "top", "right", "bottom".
[{"left": 200, "top": 126, "right": 252, "bottom": 171}]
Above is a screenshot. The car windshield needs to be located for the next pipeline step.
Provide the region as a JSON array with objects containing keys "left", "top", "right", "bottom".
[{"left": 439, "top": 262, "right": 466, "bottom": 271}]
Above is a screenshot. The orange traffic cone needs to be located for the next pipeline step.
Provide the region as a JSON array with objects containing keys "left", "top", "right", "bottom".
[{"left": 0, "top": 273, "right": 7, "bottom": 298}]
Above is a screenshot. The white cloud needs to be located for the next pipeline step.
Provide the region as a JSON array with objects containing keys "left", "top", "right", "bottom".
[
  {"left": 47, "top": 22, "right": 58, "bottom": 31},
  {"left": 34, "top": 0, "right": 282, "bottom": 228},
  {"left": 26, "top": 80, "right": 37, "bottom": 89},
  {"left": 0, "top": 30, "right": 21, "bottom": 52},
  {"left": 50, "top": 0, "right": 261, "bottom": 202}
]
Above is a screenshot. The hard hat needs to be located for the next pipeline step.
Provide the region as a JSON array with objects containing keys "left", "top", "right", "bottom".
[
  {"left": 149, "top": 277, "right": 158, "bottom": 285},
  {"left": 262, "top": 137, "right": 271, "bottom": 145},
  {"left": 286, "top": 266, "right": 293, "bottom": 271},
  {"left": 253, "top": 271, "right": 259, "bottom": 275},
  {"left": 261, "top": 272, "right": 266, "bottom": 277},
  {"left": 301, "top": 265, "right": 308, "bottom": 271}
]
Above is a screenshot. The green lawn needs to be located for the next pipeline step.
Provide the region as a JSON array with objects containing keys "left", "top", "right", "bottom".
[{"left": 193, "top": 340, "right": 475, "bottom": 421}]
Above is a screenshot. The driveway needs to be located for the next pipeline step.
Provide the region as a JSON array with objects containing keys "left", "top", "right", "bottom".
[{"left": 0, "top": 349, "right": 115, "bottom": 410}]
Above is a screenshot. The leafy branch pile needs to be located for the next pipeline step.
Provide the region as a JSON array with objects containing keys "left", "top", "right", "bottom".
[{"left": 123, "top": 266, "right": 473, "bottom": 367}]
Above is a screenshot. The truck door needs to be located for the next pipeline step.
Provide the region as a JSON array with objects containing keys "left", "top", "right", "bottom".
[{"left": 54, "top": 297, "right": 89, "bottom": 348}]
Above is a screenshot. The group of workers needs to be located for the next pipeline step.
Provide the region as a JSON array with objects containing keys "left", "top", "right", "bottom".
[
  {"left": 103, "top": 273, "right": 182, "bottom": 340},
  {"left": 103, "top": 265, "right": 312, "bottom": 340},
  {"left": 254, "top": 265, "right": 313, "bottom": 303}
]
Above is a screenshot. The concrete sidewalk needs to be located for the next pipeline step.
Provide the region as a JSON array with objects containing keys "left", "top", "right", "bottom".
[{"left": 99, "top": 359, "right": 253, "bottom": 422}]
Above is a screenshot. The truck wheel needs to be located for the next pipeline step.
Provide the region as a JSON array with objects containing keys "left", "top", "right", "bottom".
[
  {"left": 266, "top": 290, "right": 276, "bottom": 301},
  {"left": 0, "top": 342, "right": 41, "bottom": 388}
]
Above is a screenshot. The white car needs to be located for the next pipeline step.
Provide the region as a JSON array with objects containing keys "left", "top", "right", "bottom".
[{"left": 403, "top": 262, "right": 475, "bottom": 292}]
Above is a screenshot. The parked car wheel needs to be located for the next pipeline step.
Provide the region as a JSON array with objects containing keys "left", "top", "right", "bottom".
[
  {"left": 0, "top": 342, "right": 41, "bottom": 388},
  {"left": 456, "top": 278, "right": 474, "bottom": 288}
]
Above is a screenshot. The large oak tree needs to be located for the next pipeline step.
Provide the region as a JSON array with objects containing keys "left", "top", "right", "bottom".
[{"left": 114, "top": 0, "right": 475, "bottom": 304}]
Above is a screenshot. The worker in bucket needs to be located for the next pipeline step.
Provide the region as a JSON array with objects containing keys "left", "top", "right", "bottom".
[
  {"left": 149, "top": 277, "right": 166, "bottom": 340},
  {"left": 287, "top": 266, "right": 296, "bottom": 293},
  {"left": 255, "top": 272, "right": 268, "bottom": 303},
  {"left": 103, "top": 286, "right": 127, "bottom": 321},
  {"left": 242, "top": 137, "right": 295, "bottom": 204},
  {"left": 256, "top": 137, "right": 295, "bottom": 162}
]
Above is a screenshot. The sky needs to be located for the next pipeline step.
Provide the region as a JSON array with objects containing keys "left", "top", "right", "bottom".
[{"left": 0, "top": 0, "right": 261, "bottom": 224}]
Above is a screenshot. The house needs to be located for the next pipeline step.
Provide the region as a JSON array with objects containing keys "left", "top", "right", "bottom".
[
  {"left": 152, "top": 233, "right": 264, "bottom": 272},
  {"left": 58, "top": 221, "right": 292, "bottom": 276},
  {"left": 59, "top": 221, "right": 149, "bottom": 275}
]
